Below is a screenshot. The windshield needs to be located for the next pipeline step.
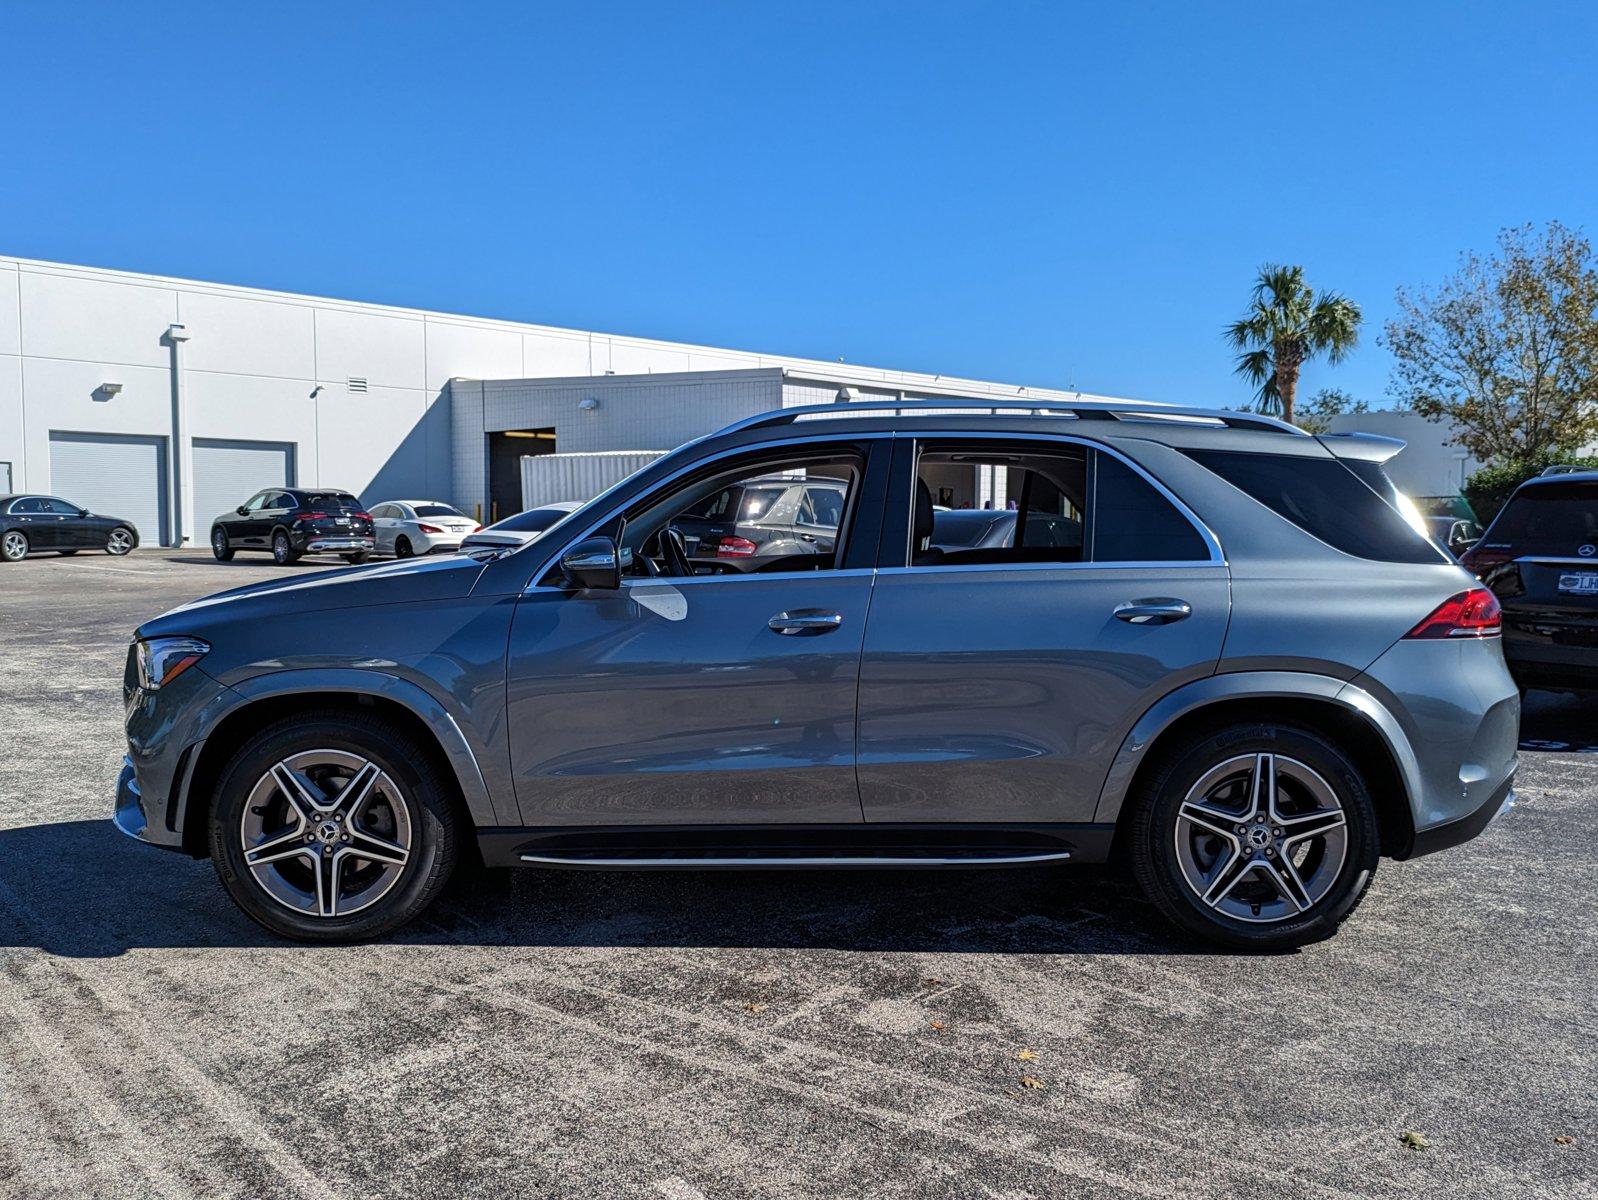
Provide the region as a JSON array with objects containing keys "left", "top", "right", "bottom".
[
  {"left": 413, "top": 504, "right": 466, "bottom": 519},
  {"left": 1487, "top": 482, "right": 1598, "bottom": 551}
]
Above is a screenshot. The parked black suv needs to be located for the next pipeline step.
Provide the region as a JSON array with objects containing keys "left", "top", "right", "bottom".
[
  {"left": 1463, "top": 471, "right": 1598, "bottom": 691},
  {"left": 211, "top": 489, "right": 375, "bottom": 566},
  {"left": 671, "top": 473, "right": 849, "bottom": 571}
]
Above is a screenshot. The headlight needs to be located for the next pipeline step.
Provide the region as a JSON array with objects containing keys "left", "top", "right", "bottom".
[{"left": 135, "top": 636, "right": 210, "bottom": 690}]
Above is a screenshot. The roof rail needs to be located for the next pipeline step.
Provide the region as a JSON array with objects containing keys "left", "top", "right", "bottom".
[{"left": 711, "top": 397, "right": 1306, "bottom": 439}]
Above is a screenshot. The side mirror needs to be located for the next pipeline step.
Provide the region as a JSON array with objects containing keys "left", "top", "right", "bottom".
[
  {"left": 561, "top": 536, "right": 628, "bottom": 590},
  {"left": 79, "top": 508, "right": 91, "bottom": 518},
  {"left": 236, "top": 505, "right": 249, "bottom": 516}
]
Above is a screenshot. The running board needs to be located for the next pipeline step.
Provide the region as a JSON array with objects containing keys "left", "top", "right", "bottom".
[
  {"left": 517, "top": 848, "right": 1074, "bottom": 870},
  {"left": 475, "top": 823, "right": 1116, "bottom": 869}
]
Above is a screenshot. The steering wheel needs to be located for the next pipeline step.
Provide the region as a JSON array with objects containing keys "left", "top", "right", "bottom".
[{"left": 660, "top": 524, "right": 694, "bottom": 577}]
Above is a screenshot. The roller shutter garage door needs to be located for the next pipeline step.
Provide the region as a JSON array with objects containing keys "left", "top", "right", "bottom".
[
  {"left": 192, "top": 439, "right": 295, "bottom": 534},
  {"left": 48, "top": 432, "right": 169, "bottom": 547}
]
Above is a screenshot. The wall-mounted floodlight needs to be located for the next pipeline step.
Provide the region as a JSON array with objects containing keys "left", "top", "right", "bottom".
[
  {"left": 834, "top": 386, "right": 857, "bottom": 404},
  {"left": 99, "top": 382, "right": 123, "bottom": 396},
  {"left": 578, "top": 397, "right": 601, "bottom": 412}
]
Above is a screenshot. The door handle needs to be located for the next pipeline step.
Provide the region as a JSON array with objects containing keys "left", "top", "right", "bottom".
[
  {"left": 768, "top": 609, "right": 843, "bottom": 635},
  {"left": 1114, "top": 598, "right": 1192, "bottom": 625}
]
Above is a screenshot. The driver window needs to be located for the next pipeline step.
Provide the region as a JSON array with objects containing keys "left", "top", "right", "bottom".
[
  {"left": 619, "top": 451, "right": 861, "bottom": 579},
  {"left": 243, "top": 493, "right": 269, "bottom": 512}
]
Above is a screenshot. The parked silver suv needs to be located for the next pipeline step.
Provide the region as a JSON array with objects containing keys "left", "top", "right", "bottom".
[{"left": 115, "top": 400, "right": 1519, "bottom": 949}]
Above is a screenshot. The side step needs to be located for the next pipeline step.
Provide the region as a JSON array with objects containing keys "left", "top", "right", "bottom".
[
  {"left": 518, "top": 848, "right": 1074, "bottom": 870},
  {"left": 476, "top": 822, "right": 1116, "bottom": 870}
]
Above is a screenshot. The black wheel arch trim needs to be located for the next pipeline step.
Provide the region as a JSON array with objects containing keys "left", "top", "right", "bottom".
[
  {"left": 1093, "top": 671, "right": 1423, "bottom": 852},
  {"left": 169, "top": 669, "right": 503, "bottom": 855}
]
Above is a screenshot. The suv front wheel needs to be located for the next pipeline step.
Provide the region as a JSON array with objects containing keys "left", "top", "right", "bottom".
[
  {"left": 208, "top": 711, "right": 460, "bottom": 941},
  {"left": 1128, "top": 723, "right": 1379, "bottom": 950}
]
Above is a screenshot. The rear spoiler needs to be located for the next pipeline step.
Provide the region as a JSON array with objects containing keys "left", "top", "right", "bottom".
[{"left": 1314, "top": 432, "right": 1405, "bottom": 464}]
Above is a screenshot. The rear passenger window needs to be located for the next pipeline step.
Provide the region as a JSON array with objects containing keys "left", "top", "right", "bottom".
[
  {"left": 1185, "top": 449, "right": 1445, "bottom": 564},
  {"left": 910, "top": 442, "right": 1210, "bottom": 567}
]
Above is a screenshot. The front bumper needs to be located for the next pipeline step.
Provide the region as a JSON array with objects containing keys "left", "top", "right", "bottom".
[{"left": 117, "top": 663, "right": 236, "bottom": 854}]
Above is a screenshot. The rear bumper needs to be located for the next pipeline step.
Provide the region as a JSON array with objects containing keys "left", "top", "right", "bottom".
[
  {"left": 296, "top": 535, "right": 375, "bottom": 553},
  {"left": 1501, "top": 624, "right": 1598, "bottom": 690},
  {"left": 1351, "top": 636, "right": 1521, "bottom": 858},
  {"left": 1409, "top": 776, "right": 1516, "bottom": 858}
]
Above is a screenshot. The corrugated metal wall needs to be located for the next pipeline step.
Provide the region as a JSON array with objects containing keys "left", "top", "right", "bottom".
[{"left": 520, "top": 451, "right": 667, "bottom": 509}]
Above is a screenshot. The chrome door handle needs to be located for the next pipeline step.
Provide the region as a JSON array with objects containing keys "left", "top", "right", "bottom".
[
  {"left": 1114, "top": 598, "right": 1192, "bottom": 625},
  {"left": 768, "top": 610, "right": 843, "bottom": 635}
]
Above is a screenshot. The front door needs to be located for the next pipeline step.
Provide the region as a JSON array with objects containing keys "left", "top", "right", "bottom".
[
  {"left": 856, "top": 437, "right": 1231, "bottom": 824},
  {"left": 504, "top": 439, "right": 887, "bottom": 827}
]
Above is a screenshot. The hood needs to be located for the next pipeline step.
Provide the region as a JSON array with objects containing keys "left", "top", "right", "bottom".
[{"left": 136, "top": 554, "right": 488, "bottom": 638}]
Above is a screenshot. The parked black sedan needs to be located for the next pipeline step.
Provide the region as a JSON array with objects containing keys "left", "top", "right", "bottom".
[
  {"left": 1463, "top": 470, "right": 1598, "bottom": 691},
  {"left": 210, "top": 488, "right": 375, "bottom": 566},
  {"left": 1, "top": 494, "right": 140, "bottom": 561}
]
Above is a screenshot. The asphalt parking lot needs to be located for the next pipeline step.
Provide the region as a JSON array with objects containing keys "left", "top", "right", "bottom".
[{"left": 0, "top": 549, "right": 1593, "bottom": 1200}]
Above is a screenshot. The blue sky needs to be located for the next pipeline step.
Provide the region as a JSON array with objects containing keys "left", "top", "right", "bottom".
[{"left": 2, "top": 2, "right": 1593, "bottom": 408}]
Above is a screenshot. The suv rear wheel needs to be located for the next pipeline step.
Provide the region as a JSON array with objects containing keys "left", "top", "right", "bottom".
[
  {"left": 271, "top": 528, "right": 300, "bottom": 565},
  {"left": 208, "top": 711, "right": 460, "bottom": 941},
  {"left": 1128, "top": 723, "right": 1379, "bottom": 950}
]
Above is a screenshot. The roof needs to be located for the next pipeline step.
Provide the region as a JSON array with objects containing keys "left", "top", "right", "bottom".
[{"left": 1520, "top": 470, "right": 1598, "bottom": 488}]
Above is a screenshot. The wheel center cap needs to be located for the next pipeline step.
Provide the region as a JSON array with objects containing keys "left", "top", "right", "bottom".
[
  {"left": 317, "top": 819, "right": 341, "bottom": 843},
  {"left": 1245, "top": 826, "right": 1272, "bottom": 849}
]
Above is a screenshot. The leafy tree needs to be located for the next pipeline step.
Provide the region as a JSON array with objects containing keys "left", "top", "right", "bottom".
[
  {"left": 1295, "top": 387, "right": 1370, "bottom": 435},
  {"left": 1385, "top": 222, "right": 1598, "bottom": 462},
  {"left": 1226, "top": 265, "right": 1363, "bottom": 426},
  {"left": 1464, "top": 449, "right": 1598, "bottom": 524}
]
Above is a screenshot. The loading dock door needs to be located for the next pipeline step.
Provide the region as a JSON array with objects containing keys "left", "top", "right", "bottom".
[
  {"left": 48, "top": 432, "right": 169, "bottom": 547},
  {"left": 192, "top": 439, "right": 295, "bottom": 534}
]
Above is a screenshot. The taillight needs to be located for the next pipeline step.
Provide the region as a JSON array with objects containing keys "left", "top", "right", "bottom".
[
  {"left": 1459, "top": 546, "right": 1512, "bottom": 577},
  {"left": 716, "top": 536, "right": 758, "bottom": 558},
  {"left": 1404, "top": 588, "right": 1502, "bottom": 639},
  {"left": 296, "top": 511, "right": 328, "bottom": 522},
  {"left": 473, "top": 525, "right": 483, "bottom": 533},
  {"left": 418, "top": 523, "right": 443, "bottom": 534},
  {"left": 353, "top": 511, "right": 371, "bottom": 522}
]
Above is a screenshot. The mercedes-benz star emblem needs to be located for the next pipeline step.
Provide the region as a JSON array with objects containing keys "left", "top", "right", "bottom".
[{"left": 1580, "top": 544, "right": 1596, "bottom": 557}]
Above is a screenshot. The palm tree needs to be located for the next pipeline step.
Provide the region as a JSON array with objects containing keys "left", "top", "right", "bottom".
[{"left": 1226, "top": 265, "right": 1362, "bottom": 426}]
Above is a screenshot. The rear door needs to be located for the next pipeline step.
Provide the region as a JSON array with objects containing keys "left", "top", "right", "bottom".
[
  {"left": 10, "top": 497, "right": 58, "bottom": 550},
  {"left": 855, "top": 436, "right": 1230, "bottom": 824},
  {"left": 44, "top": 497, "right": 98, "bottom": 548}
]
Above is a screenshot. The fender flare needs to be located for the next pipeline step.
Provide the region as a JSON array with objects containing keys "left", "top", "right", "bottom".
[
  {"left": 1091, "top": 670, "right": 1423, "bottom": 827},
  {"left": 176, "top": 668, "right": 502, "bottom": 834}
]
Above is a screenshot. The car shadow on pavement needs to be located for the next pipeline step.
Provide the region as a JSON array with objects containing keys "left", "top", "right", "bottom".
[{"left": 0, "top": 819, "right": 1204, "bottom": 958}]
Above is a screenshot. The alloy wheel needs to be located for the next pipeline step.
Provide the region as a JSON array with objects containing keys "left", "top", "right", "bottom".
[
  {"left": 273, "top": 532, "right": 290, "bottom": 563},
  {"left": 212, "top": 529, "right": 227, "bottom": 555},
  {"left": 2, "top": 531, "right": 26, "bottom": 560},
  {"left": 238, "top": 749, "right": 413, "bottom": 918},
  {"left": 1173, "top": 752, "right": 1348, "bottom": 924},
  {"left": 107, "top": 528, "right": 133, "bottom": 555}
]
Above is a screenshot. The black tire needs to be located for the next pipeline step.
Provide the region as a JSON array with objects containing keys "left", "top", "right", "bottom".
[
  {"left": 105, "top": 527, "right": 135, "bottom": 556},
  {"left": 271, "top": 528, "right": 300, "bottom": 566},
  {"left": 1127, "top": 723, "right": 1379, "bottom": 951},
  {"left": 207, "top": 710, "right": 461, "bottom": 942},
  {"left": 211, "top": 527, "right": 234, "bottom": 562},
  {"left": 394, "top": 536, "right": 414, "bottom": 559},
  {"left": 342, "top": 552, "right": 369, "bottom": 564},
  {"left": 1, "top": 530, "right": 28, "bottom": 562}
]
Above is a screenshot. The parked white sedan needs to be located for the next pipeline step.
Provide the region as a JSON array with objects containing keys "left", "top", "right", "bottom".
[
  {"left": 368, "top": 500, "right": 481, "bottom": 557},
  {"left": 458, "top": 501, "right": 583, "bottom": 554}
]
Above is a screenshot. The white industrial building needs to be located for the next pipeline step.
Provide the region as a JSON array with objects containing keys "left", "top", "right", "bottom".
[{"left": 0, "top": 254, "right": 1135, "bottom": 546}]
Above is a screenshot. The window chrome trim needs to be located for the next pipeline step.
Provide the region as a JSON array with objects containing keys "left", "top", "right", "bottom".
[
  {"left": 522, "top": 431, "right": 895, "bottom": 591},
  {"left": 620, "top": 567, "right": 879, "bottom": 587},
  {"left": 1516, "top": 556, "right": 1598, "bottom": 567},
  {"left": 901, "top": 430, "right": 1224, "bottom": 566},
  {"left": 875, "top": 561, "right": 1227, "bottom": 578}
]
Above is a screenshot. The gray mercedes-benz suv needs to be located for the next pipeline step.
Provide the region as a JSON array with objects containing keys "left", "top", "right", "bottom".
[{"left": 115, "top": 399, "right": 1519, "bottom": 949}]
